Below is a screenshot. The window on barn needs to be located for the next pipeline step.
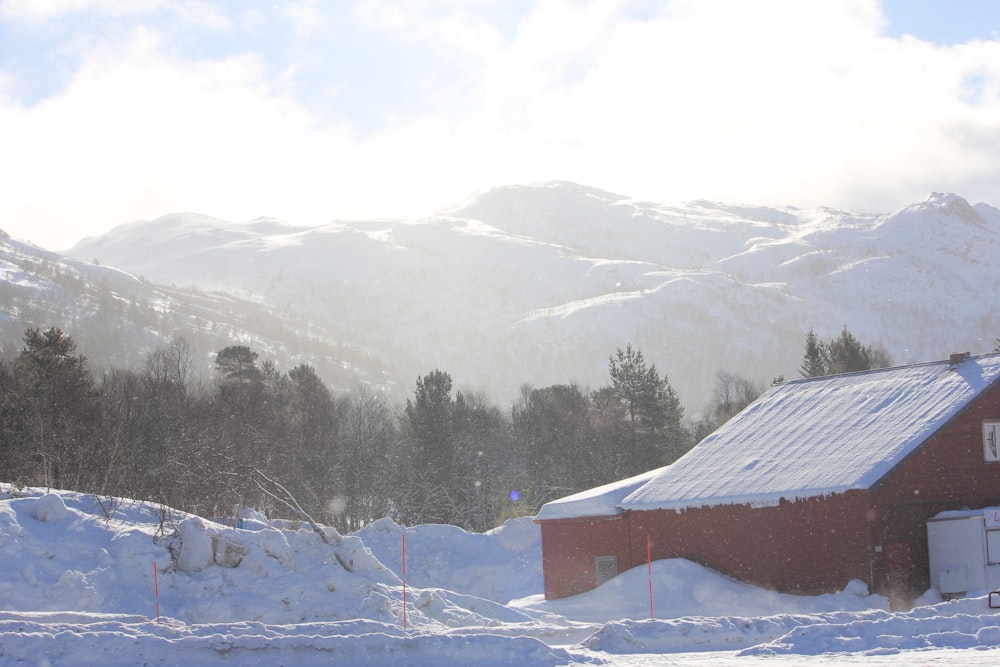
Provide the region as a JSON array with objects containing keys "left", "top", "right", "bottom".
[
  {"left": 595, "top": 556, "right": 618, "bottom": 586},
  {"left": 983, "top": 420, "right": 1000, "bottom": 462}
]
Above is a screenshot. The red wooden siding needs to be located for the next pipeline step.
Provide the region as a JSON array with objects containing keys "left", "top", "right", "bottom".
[
  {"left": 628, "top": 492, "right": 877, "bottom": 595},
  {"left": 539, "top": 514, "right": 632, "bottom": 600}
]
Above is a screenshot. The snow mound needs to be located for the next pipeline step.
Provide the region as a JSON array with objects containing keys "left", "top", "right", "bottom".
[
  {"left": 0, "top": 505, "right": 22, "bottom": 545},
  {"left": 0, "top": 486, "right": 546, "bottom": 629},
  {"left": 741, "top": 596, "right": 1000, "bottom": 656},
  {"left": 584, "top": 613, "right": 845, "bottom": 654},
  {"left": 167, "top": 517, "right": 215, "bottom": 572},
  {"left": 32, "top": 492, "right": 70, "bottom": 521},
  {"left": 515, "top": 559, "right": 889, "bottom": 623},
  {"left": 356, "top": 515, "right": 542, "bottom": 603},
  {"left": 0, "top": 614, "right": 580, "bottom": 667}
]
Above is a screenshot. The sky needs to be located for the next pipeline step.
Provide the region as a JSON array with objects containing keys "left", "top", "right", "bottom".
[{"left": 1, "top": 0, "right": 999, "bottom": 251}]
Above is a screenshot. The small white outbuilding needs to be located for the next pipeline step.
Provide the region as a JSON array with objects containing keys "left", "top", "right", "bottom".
[{"left": 927, "top": 507, "right": 1000, "bottom": 596}]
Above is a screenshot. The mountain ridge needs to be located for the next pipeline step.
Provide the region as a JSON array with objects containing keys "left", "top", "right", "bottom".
[
  {"left": 19, "top": 182, "right": 1000, "bottom": 410},
  {"left": 0, "top": 229, "right": 396, "bottom": 394}
]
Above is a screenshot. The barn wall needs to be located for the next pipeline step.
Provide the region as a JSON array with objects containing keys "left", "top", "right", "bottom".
[
  {"left": 626, "top": 491, "right": 877, "bottom": 595},
  {"left": 871, "top": 378, "right": 1000, "bottom": 598},
  {"left": 538, "top": 514, "right": 632, "bottom": 600}
]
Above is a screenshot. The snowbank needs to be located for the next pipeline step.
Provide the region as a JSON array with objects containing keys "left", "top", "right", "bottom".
[
  {"left": 3, "top": 483, "right": 1000, "bottom": 665},
  {"left": 356, "top": 515, "right": 542, "bottom": 603},
  {"left": 515, "top": 558, "right": 888, "bottom": 623}
]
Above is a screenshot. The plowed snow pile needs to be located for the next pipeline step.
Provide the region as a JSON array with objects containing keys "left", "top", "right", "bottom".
[{"left": 3, "top": 484, "right": 1000, "bottom": 666}]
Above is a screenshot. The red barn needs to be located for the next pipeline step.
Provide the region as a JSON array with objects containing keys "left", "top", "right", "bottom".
[{"left": 535, "top": 352, "right": 1000, "bottom": 606}]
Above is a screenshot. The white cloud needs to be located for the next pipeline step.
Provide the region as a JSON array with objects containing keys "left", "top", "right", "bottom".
[
  {"left": 2, "top": 0, "right": 1000, "bottom": 250},
  {"left": 0, "top": 27, "right": 356, "bottom": 247},
  {"left": 1, "top": 0, "right": 229, "bottom": 27},
  {"left": 355, "top": 0, "right": 506, "bottom": 57},
  {"left": 437, "top": 0, "right": 1000, "bottom": 210}
]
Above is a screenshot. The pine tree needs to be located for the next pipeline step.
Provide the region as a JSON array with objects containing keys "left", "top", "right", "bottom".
[
  {"left": 826, "top": 326, "right": 873, "bottom": 374},
  {"left": 215, "top": 345, "right": 261, "bottom": 383},
  {"left": 608, "top": 344, "right": 689, "bottom": 473},
  {"left": 799, "top": 328, "right": 827, "bottom": 378},
  {"left": 608, "top": 344, "right": 660, "bottom": 425},
  {"left": 800, "top": 326, "right": 892, "bottom": 378},
  {"left": 402, "top": 370, "right": 457, "bottom": 524},
  {"left": 14, "top": 327, "right": 99, "bottom": 489},
  {"left": 512, "top": 383, "right": 594, "bottom": 505}
]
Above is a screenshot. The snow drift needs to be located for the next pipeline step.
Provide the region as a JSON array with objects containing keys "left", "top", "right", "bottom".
[{"left": 3, "top": 483, "right": 1000, "bottom": 665}]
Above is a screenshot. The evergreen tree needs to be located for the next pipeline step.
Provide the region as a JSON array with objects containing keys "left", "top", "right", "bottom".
[
  {"left": 607, "top": 344, "right": 689, "bottom": 473},
  {"left": 826, "top": 326, "right": 874, "bottom": 374},
  {"left": 800, "top": 326, "right": 893, "bottom": 379},
  {"left": 401, "top": 370, "right": 457, "bottom": 525},
  {"left": 211, "top": 345, "right": 269, "bottom": 506},
  {"left": 451, "top": 390, "right": 514, "bottom": 531},
  {"left": 13, "top": 327, "right": 99, "bottom": 489},
  {"left": 284, "top": 364, "right": 338, "bottom": 514},
  {"left": 512, "top": 383, "right": 595, "bottom": 506},
  {"left": 609, "top": 344, "right": 660, "bottom": 425},
  {"left": 799, "top": 328, "right": 827, "bottom": 378},
  {"left": 215, "top": 345, "right": 261, "bottom": 383},
  {"left": 0, "top": 359, "right": 23, "bottom": 483}
]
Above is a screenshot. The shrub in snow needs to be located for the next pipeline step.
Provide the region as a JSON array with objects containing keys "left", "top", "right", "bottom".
[
  {"left": 166, "top": 517, "right": 215, "bottom": 573},
  {"left": 163, "top": 517, "right": 250, "bottom": 572},
  {"left": 32, "top": 493, "right": 70, "bottom": 522}
]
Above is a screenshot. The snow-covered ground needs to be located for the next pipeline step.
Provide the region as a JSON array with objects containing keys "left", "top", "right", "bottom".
[{"left": 3, "top": 484, "right": 1000, "bottom": 665}]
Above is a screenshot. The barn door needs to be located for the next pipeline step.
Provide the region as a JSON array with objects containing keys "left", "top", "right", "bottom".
[{"left": 885, "top": 541, "right": 917, "bottom": 606}]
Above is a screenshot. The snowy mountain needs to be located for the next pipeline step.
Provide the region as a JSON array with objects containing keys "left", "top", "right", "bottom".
[
  {"left": 61, "top": 183, "right": 1000, "bottom": 408},
  {"left": 0, "top": 228, "right": 395, "bottom": 390}
]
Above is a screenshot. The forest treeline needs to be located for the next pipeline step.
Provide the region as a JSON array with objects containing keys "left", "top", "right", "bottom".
[{"left": 0, "top": 326, "right": 892, "bottom": 532}]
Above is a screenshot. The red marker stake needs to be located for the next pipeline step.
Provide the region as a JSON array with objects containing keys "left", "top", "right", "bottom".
[
  {"left": 647, "top": 535, "right": 654, "bottom": 620},
  {"left": 402, "top": 532, "right": 408, "bottom": 630},
  {"left": 153, "top": 561, "right": 161, "bottom": 624}
]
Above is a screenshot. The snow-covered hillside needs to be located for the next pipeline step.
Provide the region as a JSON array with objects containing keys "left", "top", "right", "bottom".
[
  {"left": 65, "top": 183, "right": 1000, "bottom": 408},
  {"left": 3, "top": 483, "right": 1000, "bottom": 665},
  {"left": 0, "top": 226, "right": 394, "bottom": 391}
]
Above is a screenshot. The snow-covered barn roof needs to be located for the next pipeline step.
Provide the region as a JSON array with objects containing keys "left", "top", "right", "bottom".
[
  {"left": 536, "top": 353, "right": 1000, "bottom": 522},
  {"left": 534, "top": 466, "right": 668, "bottom": 521},
  {"left": 619, "top": 353, "right": 1000, "bottom": 512}
]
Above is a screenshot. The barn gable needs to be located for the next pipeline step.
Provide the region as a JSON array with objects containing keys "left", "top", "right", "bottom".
[{"left": 621, "top": 353, "right": 1000, "bottom": 512}]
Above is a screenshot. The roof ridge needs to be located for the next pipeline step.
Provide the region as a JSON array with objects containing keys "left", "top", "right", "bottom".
[{"left": 782, "top": 351, "right": 1000, "bottom": 387}]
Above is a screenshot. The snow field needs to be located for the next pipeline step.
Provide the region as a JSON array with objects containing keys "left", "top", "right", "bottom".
[{"left": 3, "top": 484, "right": 1000, "bottom": 665}]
